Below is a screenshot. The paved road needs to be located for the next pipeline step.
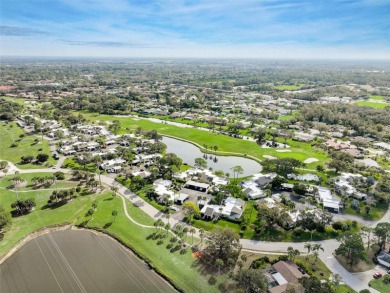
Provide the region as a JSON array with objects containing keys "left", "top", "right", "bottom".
[{"left": 2, "top": 159, "right": 389, "bottom": 292}]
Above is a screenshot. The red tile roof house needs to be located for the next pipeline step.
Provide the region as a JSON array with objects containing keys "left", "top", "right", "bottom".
[{"left": 325, "top": 140, "right": 350, "bottom": 150}]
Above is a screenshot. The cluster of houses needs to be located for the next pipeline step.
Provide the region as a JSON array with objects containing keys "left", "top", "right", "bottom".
[{"left": 333, "top": 173, "right": 368, "bottom": 200}]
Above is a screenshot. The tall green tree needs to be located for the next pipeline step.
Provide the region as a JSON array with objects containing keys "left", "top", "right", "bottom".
[
  {"left": 231, "top": 165, "right": 244, "bottom": 183},
  {"left": 182, "top": 201, "right": 200, "bottom": 222},
  {"left": 200, "top": 227, "right": 241, "bottom": 270},
  {"left": 335, "top": 232, "right": 367, "bottom": 266},
  {"left": 374, "top": 222, "right": 390, "bottom": 250},
  {"left": 234, "top": 269, "right": 268, "bottom": 293},
  {"left": 194, "top": 157, "right": 207, "bottom": 169}
]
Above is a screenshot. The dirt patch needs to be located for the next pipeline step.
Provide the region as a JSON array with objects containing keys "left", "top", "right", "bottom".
[{"left": 192, "top": 251, "right": 201, "bottom": 259}]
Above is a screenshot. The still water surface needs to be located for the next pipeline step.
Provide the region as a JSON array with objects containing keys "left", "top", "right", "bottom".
[{"left": 162, "top": 136, "right": 262, "bottom": 176}]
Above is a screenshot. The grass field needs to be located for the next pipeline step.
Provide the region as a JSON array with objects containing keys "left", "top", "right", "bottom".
[
  {"left": 0, "top": 179, "right": 226, "bottom": 292},
  {"left": 355, "top": 100, "right": 390, "bottom": 109},
  {"left": 370, "top": 95, "right": 384, "bottom": 101},
  {"left": 0, "top": 187, "right": 100, "bottom": 257},
  {"left": 0, "top": 172, "right": 78, "bottom": 191},
  {"left": 0, "top": 121, "right": 56, "bottom": 169},
  {"left": 275, "top": 84, "right": 305, "bottom": 91},
  {"left": 369, "top": 278, "right": 390, "bottom": 293},
  {"left": 335, "top": 284, "right": 357, "bottom": 293},
  {"left": 82, "top": 112, "right": 329, "bottom": 167}
]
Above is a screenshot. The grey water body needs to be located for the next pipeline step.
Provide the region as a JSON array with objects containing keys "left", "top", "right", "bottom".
[
  {"left": 0, "top": 230, "right": 176, "bottom": 293},
  {"left": 162, "top": 136, "right": 262, "bottom": 177}
]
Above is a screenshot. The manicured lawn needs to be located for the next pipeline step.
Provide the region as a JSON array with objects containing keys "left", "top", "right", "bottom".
[
  {"left": 80, "top": 195, "right": 227, "bottom": 292},
  {"left": 369, "top": 278, "right": 390, "bottom": 293},
  {"left": 0, "top": 172, "right": 78, "bottom": 191},
  {"left": 1, "top": 183, "right": 225, "bottom": 292},
  {"left": 82, "top": 112, "right": 329, "bottom": 167},
  {"left": 0, "top": 121, "right": 55, "bottom": 169},
  {"left": 335, "top": 284, "right": 357, "bottom": 293},
  {"left": 193, "top": 207, "right": 340, "bottom": 241},
  {"left": 193, "top": 203, "right": 257, "bottom": 238},
  {"left": 370, "top": 95, "right": 384, "bottom": 101},
  {"left": 355, "top": 100, "right": 390, "bottom": 109},
  {"left": 275, "top": 84, "right": 305, "bottom": 91},
  {"left": 0, "top": 187, "right": 102, "bottom": 257}
]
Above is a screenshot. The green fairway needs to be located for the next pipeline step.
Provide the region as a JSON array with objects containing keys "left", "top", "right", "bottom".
[
  {"left": 0, "top": 187, "right": 100, "bottom": 257},
  {"left": 355, "top": 100, "right": 390, "bottom": 109},
  {"left": 0, "top": 172, "right": 78, "bottom": 191},
  {"left": 0, "top": 121, "right": 55, "bottom": 169},
  {"left": 275, "top": 84, "right": 304, "bottom": 91},
  {"left": 0, "top": 178, "right": 226, "bottom": 292},
  {"left": 370, "top": 95, "right": 384, "bottom": 101},
  {"left": 83, "top": 113, "right": 329, "bottom": 167},
  {"left": 83, "top": 195, "right": 226, "bottom": 292}
]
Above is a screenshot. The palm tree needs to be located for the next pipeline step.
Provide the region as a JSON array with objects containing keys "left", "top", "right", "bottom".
[
  {"left": 312, "top": 243, "right": 324, "bottom": 253},
  {"left": 183, "top": 227, "right": 189, "bottom": 241},
  {"left": 312, "top": 250, "right": 319, "bottom": 266},
  {"left": 111, "top": 186, "right": 119, "bottom": 197},
  {"left": 164, "top": 223, "right": 171, "bottom": 235},
  {"left": 166, "top": 213, "right": 170, "bottom": 225},
  {"left": 112, "top": 210, "right": 118, "bottom": 222},
  {"left": 304, "top": 243, "right": 312, "bottom": 260},
  {"left": 199, "top": 228, "right": 205, "bottom": 244},
  {"left": 92, "top": 200, "right": 98, "bottom": 212},
  {"left": 153, "top": 220, "right": 159, "bottom": 232},
  {"left": 190, "top": 227, "right": 196, "bottom": 244}
]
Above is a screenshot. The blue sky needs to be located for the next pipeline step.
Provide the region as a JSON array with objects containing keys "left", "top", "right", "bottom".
[{"left": 1, "top": 0, "right": 389, "bottom": 58}]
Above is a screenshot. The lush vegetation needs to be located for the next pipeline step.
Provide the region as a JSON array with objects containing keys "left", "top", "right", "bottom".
[
  {"left": 0, "top": 182, "right": 228, "bottom": 292},
  {"left": 355, "top": 100, "right": 390, "bottom": 109},
  {"left": 82, "top": 112, "right": 329, "bottom": 167},
  {"left": 300, "top": 103, "right": 390, "bottom": 140},
  {"left": 0, "top": 121, "right": 55, "bottom": 168}
]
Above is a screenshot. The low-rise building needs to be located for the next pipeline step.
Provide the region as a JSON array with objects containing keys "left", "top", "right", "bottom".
[{"left": 200, "top": 197, "right": 245, "bottom": 220}]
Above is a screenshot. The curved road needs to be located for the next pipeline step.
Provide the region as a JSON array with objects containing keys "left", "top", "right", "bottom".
[{"left": 1, "top": 159, "right": 388, "bottom": 292}]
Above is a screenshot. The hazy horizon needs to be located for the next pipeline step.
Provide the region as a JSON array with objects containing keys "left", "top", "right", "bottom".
[{"left": 1, "top": 0, "right": 389, "bottom": 59}]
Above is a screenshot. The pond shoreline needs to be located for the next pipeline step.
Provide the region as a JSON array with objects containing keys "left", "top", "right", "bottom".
[{"left": 163, "top": 134, "right": 263, "bottom": 164}]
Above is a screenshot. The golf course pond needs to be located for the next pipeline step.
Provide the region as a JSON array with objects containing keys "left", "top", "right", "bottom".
[
  {"left": 162, "top": 136, "right": 262, "bottom": 176},
  {"left": 0, "top": 229, "right": 177, "bottom": 293}
]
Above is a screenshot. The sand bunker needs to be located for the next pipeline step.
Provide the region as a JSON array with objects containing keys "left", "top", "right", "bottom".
[
  {"left": 263, "top": 155, "right": 277, "bottom": 159},
  {"left": 276, "top": 150, "right": 291, "bottom": 153},
  {"left": 304, "top": 158, "right": 319, "bottom": 164}
]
